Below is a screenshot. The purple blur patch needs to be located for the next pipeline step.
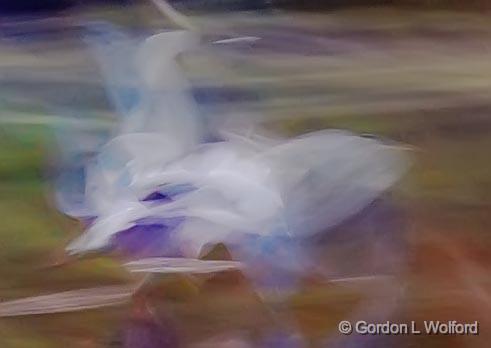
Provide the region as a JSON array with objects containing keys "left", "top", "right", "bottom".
[
  {"left": 142, "top": 191, "right": 171, "bottom": 202},
  {"left": 140, "top": 184, "right": 196, "bottom": 204},
  {"left": 111, "top": 217, "right": 183, "bottom": 259},
  {"left": 116, "top": 317, "right": 180, "bottom": 348}
]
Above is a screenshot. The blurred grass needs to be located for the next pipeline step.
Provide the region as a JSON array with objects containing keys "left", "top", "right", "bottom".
[{"left": 0, "top": 123, "right": 132, "bottom": 347}]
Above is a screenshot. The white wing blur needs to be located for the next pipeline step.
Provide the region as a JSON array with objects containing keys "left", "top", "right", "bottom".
[
  {"left": 266, "top": 130, "right": 410, "bottom": 237},
  {"left": 63, "top": 25, "right": 410, "bottom": 257}
]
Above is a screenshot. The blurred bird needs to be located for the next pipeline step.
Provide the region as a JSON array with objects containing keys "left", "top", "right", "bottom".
[
  {"left": 0, "top": 1, "right": 410, "bottom": 324},
  {"left": 52, "top": 19, "right": 410, "bottom": 290}
]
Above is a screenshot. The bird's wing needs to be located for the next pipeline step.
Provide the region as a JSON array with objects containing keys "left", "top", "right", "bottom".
[{"left": 260, "top": 130, "right": 411, "bottom": 237}]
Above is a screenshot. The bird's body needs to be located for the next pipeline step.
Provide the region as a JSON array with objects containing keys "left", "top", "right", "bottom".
[{"left": 52, "top": 22, "right": 410, "bottom": 290}]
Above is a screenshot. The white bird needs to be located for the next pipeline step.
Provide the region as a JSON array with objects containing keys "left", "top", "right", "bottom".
[
  {"left": 0, "top": 8, "right": 410, "bottom": 322},
  {"left": 56, "top": 22, "right": 410, "bottom": 277}
]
